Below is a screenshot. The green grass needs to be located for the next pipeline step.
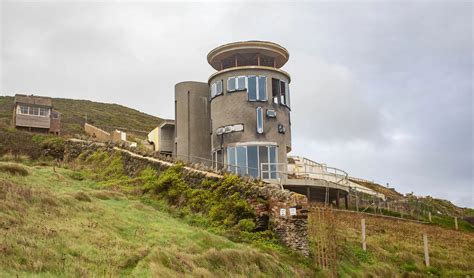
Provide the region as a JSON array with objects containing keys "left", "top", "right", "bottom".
[{"left": 0, "top": 162, "right": 314, "bottom": 277}]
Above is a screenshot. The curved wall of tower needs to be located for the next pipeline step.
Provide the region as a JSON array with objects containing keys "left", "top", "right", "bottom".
[
  {"left": 206, "top": 41, "right": 292, "bottom": 178},
  {"left": 209, "top": 67, "right": 292, "bottom": 168},
  {"left": 174, "top": 81, "right": 211, "bottom": 164}
]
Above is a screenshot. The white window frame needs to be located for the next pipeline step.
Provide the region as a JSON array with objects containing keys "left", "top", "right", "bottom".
[
  {"left": 18, "top": 105, "right": 29, "bottom": 115},
  {"left": 210, "top": 80, "right": 223, "bottom": 100},
  {"left": 248, "top": 75, "right": 267, "bottom": 102},
  {"left": 227, "top": 76, "right": 246, "bottom": 92},
  {"left": 39, "top": 107, "right": 49, "bottom": 117}
]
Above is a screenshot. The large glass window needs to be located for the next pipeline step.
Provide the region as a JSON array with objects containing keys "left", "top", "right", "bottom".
[
  {"left": 272, "top": 78, "right": 290, "bottom": 108},
  {"left": 227, "top": 144, "right": 278, "bottom": 179},
  {"left": 236, "top": 146, "right": 247, "bottom": 176},
  {"left": 227, "top": 147, "right": 236, "bottom": 173},
  {"left": 280, "top": 81, "right": 286, "bottom": 105},
  {"left": 256, "top": 107, "right": 263, "bottom": 134},
  {"left": 247, "top": 146, "right": 258, "bottom": 178},
  {"left": 227, "top": 77, "right": 236, "bottom": 92},
  {"left": 259, "top": 146, "right": 268, "bottom": 179},
  {"left": 269, "top": 146, "right": 277, "bottom": 179},
  {"left": 247, "top": 76, "right": 257, "bottom": 101},
  {"left": 272, "top": 78, "right": 280, "bottom": 104},
  {"left": 258, "top": 76, "right": 267, "bottom": 101}
]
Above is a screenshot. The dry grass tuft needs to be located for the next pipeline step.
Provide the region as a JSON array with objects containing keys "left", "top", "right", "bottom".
[
  {"left": 0, "top": 164, "right": 29, "bottom": 176},
  {"left": 74, "top": 192, "right": 92, "bottom": 202}
]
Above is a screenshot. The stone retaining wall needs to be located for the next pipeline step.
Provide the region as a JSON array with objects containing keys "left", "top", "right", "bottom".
[{"left": 64, "top": 140, "right": 309, "bottom": 256}]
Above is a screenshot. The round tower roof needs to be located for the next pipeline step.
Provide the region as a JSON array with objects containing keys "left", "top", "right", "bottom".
[{"left": 207, "top": 41, "right": 289, "bottom": 70}]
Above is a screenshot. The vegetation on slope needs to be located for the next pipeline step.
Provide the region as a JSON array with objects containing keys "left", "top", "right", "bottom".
[
  {"left": 0, "top": 96, "right": 163, "bottom": 136},
  {"left": 309, "top": 209, "right": 474, "bottom": 277},
  {"left": 0, "top": 162, "right": 313, "bottom": 277}
]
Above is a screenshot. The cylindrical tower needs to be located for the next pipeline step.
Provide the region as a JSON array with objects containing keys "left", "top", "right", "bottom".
[
  {"left": 174, "top": 81, "right": 211, "bottom": 164},
  {"left": 207, "top": 41, "right": 292, "bottom": 179}
]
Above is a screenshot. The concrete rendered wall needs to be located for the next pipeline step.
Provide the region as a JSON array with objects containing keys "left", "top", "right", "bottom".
[
  {"left": 209, "top": 68, "right": 292, "bottom": 170},
  {"left": 159, "top": 125, "right": 175, "bottom": 153},
  {"left": 174, "top": 81, "right": 211, "bottom": 164},
  {"left": 84, "top": 123, "right": 111, "bottom": 142}
]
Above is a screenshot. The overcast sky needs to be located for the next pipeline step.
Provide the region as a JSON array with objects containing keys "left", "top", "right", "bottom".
[{"left": 1, "top": 1, "right": 472, "bottom": 207}]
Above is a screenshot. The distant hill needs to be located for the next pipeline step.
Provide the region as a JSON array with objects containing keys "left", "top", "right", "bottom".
[{"left": 0, "top": 96, "right": 163, "bottom": 137}]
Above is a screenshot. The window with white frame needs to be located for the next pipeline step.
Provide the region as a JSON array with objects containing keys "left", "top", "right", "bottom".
[
  {"left": 17, "top": 105, "right": 50, "bottom": 117},
  {"left": 19, "top": 105, "right": 29, "bottom": 114},
  {"left": 29, "top": 107, "right": 39, "bottom": 116},
  {"left": 227, "top": 76, "right": 246, "bottom": 92},
  {"left": 39, "top": 107, "right": 49, "bottom": 117},
  {"left": 210, "top": 80, "right": 223, "bottom": 99},
  {"left": 271, "top": 78, "right": 290, "bottom": 108},
  {"left": 227, "top": 144, "right": 278, "bottom": 178},
  {"left": 247, "top": 76, "right": 267, "bottom": 101},
  {"left": 256, "top": 107, "right": 264, "bottom": 134}
]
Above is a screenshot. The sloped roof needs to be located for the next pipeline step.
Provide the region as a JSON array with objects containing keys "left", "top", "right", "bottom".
[{"left": 14, "top": 94, "right": 52, "bottom": 107}]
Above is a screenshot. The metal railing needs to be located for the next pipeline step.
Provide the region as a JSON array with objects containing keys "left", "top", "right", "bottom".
[{"left": 287, "top": 156, "right": 349, "bottom": 185}]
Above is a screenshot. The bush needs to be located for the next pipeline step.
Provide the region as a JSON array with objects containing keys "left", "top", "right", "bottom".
[
  {"left": 237, "top": 219, "right": 256, "bottom": 232},
  {"left": 0, "top": 164, "right": 29, "bottom": 176}
]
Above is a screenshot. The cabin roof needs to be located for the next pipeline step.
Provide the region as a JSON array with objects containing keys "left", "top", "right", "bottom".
[{"left": 14, "top": 94, "right": 52, "bottom": 107}]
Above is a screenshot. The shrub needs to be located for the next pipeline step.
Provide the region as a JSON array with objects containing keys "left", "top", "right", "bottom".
[
  {"left": 237, "top": 219, "right": 256, "bottom": 232},
  {"left": 0, "top": 164, "right": 29, "bottom": 176}
]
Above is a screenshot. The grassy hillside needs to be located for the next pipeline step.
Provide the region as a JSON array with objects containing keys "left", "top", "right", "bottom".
[
  {"left": 0, "top": 162, "right": 313, "bottom": 277},
  {"left": 309, "top": 209, "right": 474, "bottom": 276},
  {"left": 0, "top": 96, "right": 163, "bottom": 136}
]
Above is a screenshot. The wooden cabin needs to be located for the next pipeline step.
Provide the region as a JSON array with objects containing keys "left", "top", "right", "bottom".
[{"left": 12, "top": 94, "right": 61, "bottom": 135}]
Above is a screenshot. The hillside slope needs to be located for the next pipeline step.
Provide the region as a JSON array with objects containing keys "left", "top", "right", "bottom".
[
  {"left": 0, "top": 96, "right": 163, "bottom": 136},
  {"left": 0, "top": 162, "right": 313, "bottom": 277}
]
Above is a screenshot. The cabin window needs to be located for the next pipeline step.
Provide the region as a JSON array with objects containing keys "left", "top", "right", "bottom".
[
  {"left": 256, "top": 107, "right": 264, "bottom": 134},
  {"left": 29, "top": 107, "right": 39, "bottom": 116},
  {"left": 19, "top": 105, "right": 29, "bottom": 114},
  {"left": 39, "top": 107, "right": 49, "bottom": 117}
]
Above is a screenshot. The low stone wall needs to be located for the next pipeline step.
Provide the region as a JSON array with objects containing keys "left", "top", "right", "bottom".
[{"left": 64, "top": 140, "right": 309, "bottom": 256}]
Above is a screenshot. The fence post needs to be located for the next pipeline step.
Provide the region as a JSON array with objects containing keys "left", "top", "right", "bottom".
[
  {"left": 423, "top": 234, "right": 430, "bottom": 267},
  {"left": 428, "top": 212, "right": 432, "bottom": 223},
  {"left": 455, "top": 217, "right": 458, "bottom": 230},
  {"left": 361, "top": 218, "right": 367, "bottom": 251}
]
